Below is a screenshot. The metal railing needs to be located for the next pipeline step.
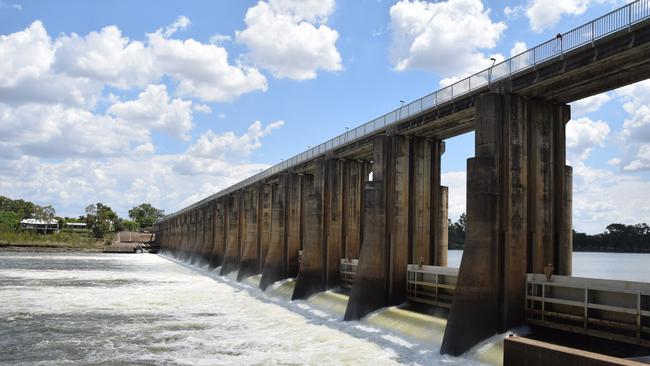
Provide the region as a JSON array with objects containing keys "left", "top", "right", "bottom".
[
  {"left": 340, "top": 258, "right": 358, "bottom": 289},
  {"left": 406, "top": 264, "right": 459, "bottom": 308},
  {"left": 526, "top": 273, "right": 650, "bottom": 347},
  {"left": 164, "top": 0, "right": 650, "bottom": 220}
]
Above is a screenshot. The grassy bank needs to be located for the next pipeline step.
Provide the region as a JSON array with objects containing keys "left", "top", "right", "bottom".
[{"left": 0, "top": 230, "right": 107, "bottom": 251}]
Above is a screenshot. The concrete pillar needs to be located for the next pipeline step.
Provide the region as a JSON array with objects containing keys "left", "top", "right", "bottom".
[
  {"left": 559, "top": 166, "right": 573, "bottom": 275},
  {"left": 411, "top": 137, "right": 431, "bottom": 265},
  {"left": 390, "top": 135, "right": 410, "bottom": 304},
  {"left": 293, "top": 160, "right": 327, "bottom": 300},
  {"left": 260, "top": 176, "right": 288, "bottom": 290},
  {"left": 238, "top": 187, "right": 260, "bottom": 281},
  {"left": 221, "top": 192, "right": 241, "bottom": 275},
  {"left": 326, "top": 159, "right": 343, "bottom": 288},
  {"left": 343, "top": 161, "right": 365, "bottom": 259},
  {"left": 199, "top": 204, "right": 213, "bottom": 266},
  {"left": 287, "top": 174, "right": 303, "bottom": 278},
  {"left": 259, "top": 184, "right": 272, "bottom": 272},
  {"left": 436, "top": 186, "right": 449, "bottom": 266},
  {"left": 209, "top": 199, "right": 226, "bottom": 269},
  {"left": 441, "top": 93, "right": 572, "bottom": 356},
  {"left": 344, "top": 181, "right": 386, "bottom": 320}
]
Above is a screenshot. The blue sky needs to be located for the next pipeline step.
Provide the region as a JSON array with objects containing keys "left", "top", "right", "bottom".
[{"left": 1, "top": 0, "right": 649, "bottom": 233}]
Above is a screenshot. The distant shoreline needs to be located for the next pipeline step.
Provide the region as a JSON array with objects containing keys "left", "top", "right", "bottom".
[{"left": 0, "top": 243, "right": 104, "bottom": 252}]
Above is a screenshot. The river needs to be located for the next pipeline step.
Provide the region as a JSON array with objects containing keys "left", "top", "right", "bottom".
[{"left": 0, "top": 251, "right": 648, "bottom": 365}]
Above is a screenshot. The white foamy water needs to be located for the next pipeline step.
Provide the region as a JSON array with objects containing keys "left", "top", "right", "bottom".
[{"left": 0, "top": 252, "right": 487, "bottom": 366}]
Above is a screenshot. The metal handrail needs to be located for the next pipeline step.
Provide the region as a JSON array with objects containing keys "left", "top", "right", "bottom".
[{"left": 164, "top": 0, "right": 650, "bottom": 220}]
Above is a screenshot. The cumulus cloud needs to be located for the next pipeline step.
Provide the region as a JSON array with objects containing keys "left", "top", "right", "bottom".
[
  {"left": 0, "top": 104, "right": 150, "bottom": 159},
  {"left": 236, "top": 0, "right": 342, "bottom": 80},
  {"left": 107, "top": 84, "right": 194, "bottom": 141},
  {"left": 524, "top": 0, "right": 621, "bottom": 33},
  {"left": 1, "top": 18, "right": 268, "bottom": 107},
  {"left": 570, "top": 93, "right": 612, "bottom": 117},
  {"left": 441, "top": 171, "right": 466, "bottom": 221},
  {"left": 614, "top": 80, "right": 650, "bottom": 170},
  {"left": 388, "top": 0, "right": 506, "bottom": 77},
  {"left": 566, "top": 117, "right": 610, "bottom": 163},
  {"left": 510, "top": 41, "right": 527, "bottom": 57}
]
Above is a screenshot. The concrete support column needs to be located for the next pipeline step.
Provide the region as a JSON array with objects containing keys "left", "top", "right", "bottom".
[
  {"left": 287, "top": 174, "right": 303, "bottom": 278},
  {"left": 259, "top": 184, "right": 272, "bottom": 272},
  {"left": 209, "top": 199, "right": 226, "bottom": 269},
  {"left": 559, "top": 166, "right": 573, "bottom": 275},
  {"left": 436, "top": 186, "right": 449, "bottom": 266},
  {"left": 293, "top": 160, "right": 327, "bottom": 300},
  {"left": 238, "top": 187, "right": 260, "bottom": 280},
  {"left": 260, "top": 176, "right": 288, "bottom": 290},
  {"left": 326, "top": 159, "right": 343, "bottom": 288},
  {"left": 345, "top": 134, "right": 411, "bottom": 319},
  {"left": 199, "top": 204, "right": 213, "bottom": 266},
  {"left": 221, "top": 192, "right": 241, "bottom": 275},
  {"left": 342, "top": 161, "right": 366, "bottom": 259},
  {"left": 441, "top": 93, "right": 572, "bottom": 356}
]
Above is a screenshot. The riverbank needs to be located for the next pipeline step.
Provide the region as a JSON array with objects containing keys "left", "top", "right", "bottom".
[{"left": 0, "top": 242, "right": 105, "bottom": 252}]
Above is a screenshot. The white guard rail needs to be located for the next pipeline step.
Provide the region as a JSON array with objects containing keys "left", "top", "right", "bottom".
[
  {"left": 407, "top": 264, "right": 459, "bottom": 308},
  {"left": 526, "top": 273, "right": 650, "bottom": 347}
]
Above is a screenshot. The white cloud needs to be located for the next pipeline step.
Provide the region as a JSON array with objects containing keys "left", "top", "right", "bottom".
[
  {"left": 504, "top": 5, "right": 524, "bottom": 18},
  {"left": 53, "top": 25, "right": 155, "bottom": 89},
  {"left": 566, "top": 117, "right": 610, "bottom": 163},
  {"left": 0, "top": 103, "right": 149, "bottom": 159},
  {"left": 441, "top": 171, "right": 466, "bottom": 221},
  {"left": 388, "top": 0, "right": 506, "bottom": 77},
  {"left": 185, "top": 120, "right": 284, "bottom": 160},
  {"left": 510, "top": 41, "right": 527, "bottom": 57},
  {"left": 107, "top": 84, "right": 194, "bottom": 141},
  {"left": 236, "top": 0, "right": 342, "bottom": 80},
  {"left": 614, "top": 80, "right": 650, "bottom": 170},
  {"left": 162, "top": 15, "right": 190, "bottom": 38},
  {"left": 571, "top": 161, "right": 650, "bottom": 233},
  {"left": 570, "top": 93, "right": 611, "bottom": 117},
  {"left": 148, "top": 29, "right": 268, "bottom": 102},
  {"left": 1, "top": 18, "right": 269, "bottom": 107},
  {"left": 209, "top": 34, "right": 231, "bottom": 44},
  {"left": 193, "top": 104, "right": 212, "bottom": 114},
  {"left": 524, "top": 0, "right": 620, "bottom": 33}
]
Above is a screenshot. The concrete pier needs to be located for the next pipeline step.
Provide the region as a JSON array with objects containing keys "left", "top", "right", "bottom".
[
  {"left": 221, "top": 192, "right": 241, "bottom": 275},
  {"left": 238, "top": 187, "right": 260, "bottom": 281},
  {"left": 441, "top": 93, "right": 572, "bottom": 355}
]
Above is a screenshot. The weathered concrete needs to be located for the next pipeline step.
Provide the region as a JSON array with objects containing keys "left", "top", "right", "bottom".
[
  {"left": 344, "top": 180, "right": 387, "bottom": 321},
  {"left": 287, "top": 174, "right": 303, "bottom": 278},
  {"left": 559, "top": 166, "right": 573, "bottom": 276},
  {"left": 441, "top": 93, "right": 572, "bottom": 355},
  {"left": 260, "top": 176, "right": 288, "bottom": 290},
  {"left": 238, "top": 187, "right": 260, "bottom": 281},
  {"left": 221, "top": 192, "right": 241, "bottom": 275},
  {"left": 342, "top": 161, "right": 365, "bottom": 260},
  {"left": 259, "top": 184, "right": 272, "bottom": 272},
  {"left": 293, "top": 161, "right": 326, "bottom": 300},
  {"left": 209, "top": 199, "right": 226, "bottom": 269},
  {"left": 325, "top": 159, "right": 343, "bottom": 288}
]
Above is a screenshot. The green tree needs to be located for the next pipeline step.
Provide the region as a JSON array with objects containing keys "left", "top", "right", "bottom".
[
  {"left": 0, "top": 211, "right": 20, "bottom": 232},
  {"left": 86, "top": 203, "right": 118, "bottom": 239},
  {"left": 128, "top": 203, "right": 164, "bottom": 229},
  {"left": 33, "top": 205, "right": 56, "bottom": 234}
]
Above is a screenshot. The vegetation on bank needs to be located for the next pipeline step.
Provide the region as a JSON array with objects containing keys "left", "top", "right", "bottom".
[
  {"left": 0, "top": 195, "right": 165, "bottom": 248},
  {"left": 448, "top": 214, "right": 650, "bottom": 253}
]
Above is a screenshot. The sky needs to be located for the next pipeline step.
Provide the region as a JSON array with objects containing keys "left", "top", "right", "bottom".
[{"left": 1, "top": 0, "right": 649, "bottom": 234}]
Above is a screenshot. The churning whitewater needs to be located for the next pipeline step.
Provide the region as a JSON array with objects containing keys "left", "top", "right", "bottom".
[{"left": 0, "top": 252, "right": 494, "bottom": 365}]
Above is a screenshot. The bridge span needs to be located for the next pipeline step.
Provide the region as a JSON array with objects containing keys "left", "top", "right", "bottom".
[{"left": 155, "top": 1, "right": 650, "bottom": 361}]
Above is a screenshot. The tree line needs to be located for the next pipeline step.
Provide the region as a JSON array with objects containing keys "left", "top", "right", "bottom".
[
  {"left": 0, "top": 196, "right": 164, "bottom": 239},
  {"left": 448, "top": 213, "right": 649, "bottom": 253}
]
